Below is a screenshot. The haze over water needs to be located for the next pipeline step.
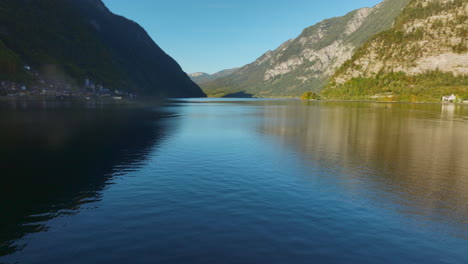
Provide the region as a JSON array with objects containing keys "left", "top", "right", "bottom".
[{"left": 1, "top": 99, "right": 467, "bottom": 263}]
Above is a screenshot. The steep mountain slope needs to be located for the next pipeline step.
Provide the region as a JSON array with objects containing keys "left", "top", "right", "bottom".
[
  {"left": 189, "top": 68, "right": 239, "bottom": 84},
  {"left": 0, "top": 0, "right": 205, "bottom": 97},
  {"left": 0, "top": 39, "right": 25, "bottom": 81},
  {"left": 202, "top": 0, "right": 409, "bottom": 97},
  {"left": 324, "top": 0, "right": 468, "bottom": 102}
]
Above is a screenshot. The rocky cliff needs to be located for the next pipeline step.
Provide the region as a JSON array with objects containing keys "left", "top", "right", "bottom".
[
  {"left": 324, "top": 0, "right": 467, "bottom": 102},
  {"left": 202, "top": 0, "right": 409, "bottom": 97}
]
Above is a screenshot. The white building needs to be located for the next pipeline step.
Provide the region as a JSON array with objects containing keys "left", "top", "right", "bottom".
[{"left": 442, "top": 94, "right": 457, "bottom": 102}]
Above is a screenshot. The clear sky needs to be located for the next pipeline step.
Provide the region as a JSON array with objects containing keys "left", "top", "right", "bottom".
[{"left": 102, "top": 0, "right": 382, "bottom": 74}]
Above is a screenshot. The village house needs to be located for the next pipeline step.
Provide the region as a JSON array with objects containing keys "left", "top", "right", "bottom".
[{"left": 442, "top": 94, "right": 457, "bottom": 103}]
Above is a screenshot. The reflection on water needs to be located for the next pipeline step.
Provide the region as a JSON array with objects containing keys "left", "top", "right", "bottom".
[
  {"left": 0, "top": 99, "right": 173, "bottom": 256},
  {"left": 1, "top": 98, "right": 467, "bottom": 263},
  {"left": 260, "top": 101, "right": 468, "bottom": 226}
]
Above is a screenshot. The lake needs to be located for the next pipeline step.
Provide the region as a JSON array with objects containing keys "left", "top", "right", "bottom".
[{"left": 0, "top": 98, "right": 467, "bottom": 263}]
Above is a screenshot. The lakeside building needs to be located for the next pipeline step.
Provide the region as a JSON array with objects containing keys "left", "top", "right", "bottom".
[{"left": 442, "top": 94, "right": 457, "bottom": 103}]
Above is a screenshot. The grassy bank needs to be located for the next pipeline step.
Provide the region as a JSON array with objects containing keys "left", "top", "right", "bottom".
[{"left": 322, "top": 71, "right": 468, "bottom": 103}]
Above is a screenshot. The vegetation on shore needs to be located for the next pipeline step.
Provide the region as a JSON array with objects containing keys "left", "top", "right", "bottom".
[
  {"left": 300, "top": 92, "right": 320, "bottom": 100},
  {"left": 322, "top": 70, "right": 468, "bottom": 102}
]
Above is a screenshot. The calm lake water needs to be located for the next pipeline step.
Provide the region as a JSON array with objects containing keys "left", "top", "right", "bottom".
[{"left": 0, "top": 98, "right": 467, "bottom": 263}]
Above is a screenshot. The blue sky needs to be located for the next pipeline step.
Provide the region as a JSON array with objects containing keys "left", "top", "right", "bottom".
[{"left": 102, "top": 0, "right": 382, "bottom": 74}]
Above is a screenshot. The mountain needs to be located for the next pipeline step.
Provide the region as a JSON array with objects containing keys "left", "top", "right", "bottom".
[
  {"left": 189, "top": 73, "right": 211, "bottom": 84},
  {"left": 201, "top": 0, "right": 409, "bottom": 98},
  {"left": 0, "top": 0, "right": 205, "bottom": 98},
  {"left": 323, "top": 0, "right": 468, "bottom": 102},
  {"left": 189, "top": 68, "right": 239, "bottom": 84}
]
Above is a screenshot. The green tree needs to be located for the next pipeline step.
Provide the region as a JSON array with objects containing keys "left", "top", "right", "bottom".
[{"left": 301, "top": 91, "right": 320, "bottom": 100}]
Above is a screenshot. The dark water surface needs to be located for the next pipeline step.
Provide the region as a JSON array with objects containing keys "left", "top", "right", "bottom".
[{"left": 0, "top": 98, "right": 467, "bottom": 263}]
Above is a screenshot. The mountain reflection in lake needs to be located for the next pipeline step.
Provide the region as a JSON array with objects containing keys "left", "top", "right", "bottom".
[
  {"left": 259, "top": 101, "right": 468, "bottom": 227},
  {"left": 0, "top": 99, "right": 174, "bottom": 256},
  {"left": 0, "top": 99, "right": 467, "bottom": 264}
]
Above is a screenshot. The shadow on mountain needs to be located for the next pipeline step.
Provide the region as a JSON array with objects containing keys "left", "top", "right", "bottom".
[
  {"left": 223, "top": 91, "right": 254, "bottom": 98},
  {"left": 0, "top": 99, "right": 176, "bottom": 256}
]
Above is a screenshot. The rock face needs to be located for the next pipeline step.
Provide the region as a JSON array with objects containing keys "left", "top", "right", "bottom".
[
  {"left": 202, "top": 0, "right": 409, "bottom": 97},
  {"left": 0, "top": 0, "right": 205, "bottom": 98},
  {"left": 189, "top": 68, "right": 239, "bottom": 85},
  {"left": 326, "top": 0, "right": 467, "bottom": 98}
]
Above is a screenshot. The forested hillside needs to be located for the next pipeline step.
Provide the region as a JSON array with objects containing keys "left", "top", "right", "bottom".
[
  {"left": 323, "top": 0, "right": 468, "bottom": 102},
  {"left": 0, "top": 0, "right": 205, "bottom": 97}
]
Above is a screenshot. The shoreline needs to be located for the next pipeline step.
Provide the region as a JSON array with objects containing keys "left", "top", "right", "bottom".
[
  {"left": 299, "top": 98, "right": 468, "bottom": 106},
  {"left": 2, "top": 95, "right": 467, "bottom": 107}
]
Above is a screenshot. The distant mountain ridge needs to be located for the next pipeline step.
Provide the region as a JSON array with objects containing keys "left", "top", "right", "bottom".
[
  {"left": 0, "top": 0, "right": 205, "bottom": 97},
  {"left": 201, "top": 0, "right": 409, "bottom": 97},
  {"left": 189, "top": 68, "right": 239, "bottom": 84}
]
